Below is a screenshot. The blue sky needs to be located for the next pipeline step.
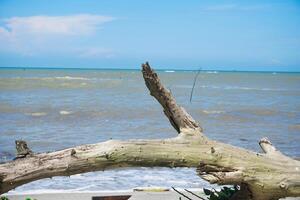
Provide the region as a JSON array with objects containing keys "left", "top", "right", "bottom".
[{"left": 0, "top": 0, "right": 299, "bottom": 71}]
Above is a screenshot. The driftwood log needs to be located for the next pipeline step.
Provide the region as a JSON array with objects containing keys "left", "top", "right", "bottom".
[{"left": 0, "top": 62, "right": 299, "bottom": 200}]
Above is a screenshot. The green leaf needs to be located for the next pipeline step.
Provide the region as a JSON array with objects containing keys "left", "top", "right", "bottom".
[
  {"left": 203, "top": 188, "right": 211, "bottom": 195},
  {"left": 223, "top": 187, "right": 232, "bottom": 194},
  {"left": 209, "top": 193, "right": 219, "bottom": 200},
  {"left": 227, "top": 188, "right": 237, "bottom": 197},
  {"left": 217, "top": 191, "right": 230, "bottom": 200},
  {"left": 222, "top": 187, "right": 230, "bottom": 191}
]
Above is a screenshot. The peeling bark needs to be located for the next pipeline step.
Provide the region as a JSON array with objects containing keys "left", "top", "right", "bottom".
[{"left": 0, "top": 62, "right": 299, "bottom": 200}]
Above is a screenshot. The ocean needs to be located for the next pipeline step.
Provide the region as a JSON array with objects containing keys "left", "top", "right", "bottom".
[{"left": 0, "top": 68, "right": 299, "bottom": 194}]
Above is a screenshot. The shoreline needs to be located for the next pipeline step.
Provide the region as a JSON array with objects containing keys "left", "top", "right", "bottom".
[
  {"left": 5, "top": 189, "right": 207, "bottom": 200},
  {"left": 4, "top": 190, "right": 300, "bottom": 200}
]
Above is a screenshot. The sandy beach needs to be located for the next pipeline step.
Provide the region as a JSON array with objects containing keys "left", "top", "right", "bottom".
[
  {"left": 5, "top": 191, "right": 300, "bottom": 200},
  {"left": 6, "top": 190, "right": 206, "bottom": 200}
]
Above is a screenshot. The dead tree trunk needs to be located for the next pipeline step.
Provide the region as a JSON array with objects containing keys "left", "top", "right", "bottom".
[{"left": 0, "top": 62, "right": 299, "bottom": 200}]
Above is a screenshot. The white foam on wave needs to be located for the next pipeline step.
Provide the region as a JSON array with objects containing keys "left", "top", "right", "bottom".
[
  {"left": 54, "top": 76, "right": 90, "bottom": 80},
  {"left": 140, "top": 175, "right": 166, "bottom": 181},
  {"left": 200, "top": 85, "right": 287, "bottom": 91},
  {"left": 223, "top": 86, "right": 284, "bottom": 91},
  {"left": 7, "top": 189, "right": 133, "bottom": 195},
  {"left": 169, "top": 84, "right": 293, "bottom": 91},
  {"left": 59, "top": 110, "right": 72, "bottom": 115},
  {"left": 7, "top": 187, "right": 208, "bottom": 196},
  {"left": 26, "top": 112, "right": 47, "bottom": 117},
  {"left": 165, "top": 70, "right": 175, "bottom": 73},
  {"left": 206, "top": 71, "right": 218, "bottom": 74},
  {"left": 7, "top": 76, "right": 93, "bottom": 81},
  {"left": 7, "top": 189, "right": 72, "bottom": 195},
  {"left": 8, "top": 168, "right": 209, "bottom": 194},
  {"left": 203, "top": 110, "right": 224, "bottom": 114}
]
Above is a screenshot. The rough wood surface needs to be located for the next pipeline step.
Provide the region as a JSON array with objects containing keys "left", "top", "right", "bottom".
[
  {"left": 0, "top": 63, "right": 299, "bottom": 200},
  {"left": 142, "top": 62, "right": 202, "bottom": 133},
  {"left": 15, "top": 140, "right": 33, "bottom": 159}
]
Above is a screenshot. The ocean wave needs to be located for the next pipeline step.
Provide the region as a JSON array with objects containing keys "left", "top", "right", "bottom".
[
  {"left": 26, "top": 112, "right": 47, "bottom": 117},
  {"left": 202, "top": 110, "right": 225, "bottom": 114},
  {"left": 53, "top": 76, "right": 91, "bottom": 80},
  {"left": 223, "top": 86, "right": 279, "bottom": 91},
  {"left": 2, "top": 76, "right": 93, "bottom": 81},
  {"left": 165, "top": 70, "right": 175, "bottom": 73},
  {"left": 0, "top": 76, "right": 126, "bottom": 82},
  {"left": 133, "top": 187, "right": 170, "bottom": 191},
  {"left": 59, "top": 110, "right": 73, "bottom": 115},
  {"left": 140, "top": 175, "right": 166, "bottom": 181},
  {"left": 6, "top": 188, "right": 133, "bottom": 195},
  {"left": 205, "top": 71, "right": 218, "bottom": 74},
  {"left": 199, "top": 85, "right": 290, "bottom": 91},
  {"left": 7, "top": 168, "right": 208, "bottom": 194},
  {"left": 25, "top": 110, "right": 74, "bottom": 116},
  {"left": 176, "top": 85, "right": 291, "bottom": 91},
  {"left": 7, "top": 188, "right": 138, "bottom": 195}
]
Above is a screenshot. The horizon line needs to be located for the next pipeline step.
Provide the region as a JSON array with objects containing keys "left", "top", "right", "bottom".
[{"left": 0, "top": 66, "right": 299, "bottom": 73}]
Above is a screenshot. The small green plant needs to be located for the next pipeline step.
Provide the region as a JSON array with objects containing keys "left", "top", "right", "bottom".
[
  {"left": 0, "top": 196, "right": 9, "bottom": 200},
  {"left": 203, "top": 186, "right": 239, "bottom": 200},
  {"left": 25, "top": 198, "right": 37, "bottom": 200}
]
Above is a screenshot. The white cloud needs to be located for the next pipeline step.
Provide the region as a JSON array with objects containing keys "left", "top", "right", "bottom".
[
  {"left": 0, "top": 14, "right": 114, "bottom": 36},
  {"left": 0, "top": 14, "right": 115, "bottom": 56}
]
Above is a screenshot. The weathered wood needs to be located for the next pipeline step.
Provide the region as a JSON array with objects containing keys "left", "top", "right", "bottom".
[
  {"left": 0, "top": 63, "right": 299, "bottom": 200},
  {"left": 142, "top": 62, "right": 202, "bottom": 133},
  {"left": 15, "top": 140, "right": 33, "bottom": 159}
]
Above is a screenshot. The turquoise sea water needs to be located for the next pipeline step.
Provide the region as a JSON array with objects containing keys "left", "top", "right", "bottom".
[{"left": 0, "top": 68, "right": 299, "bottom": 193}]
